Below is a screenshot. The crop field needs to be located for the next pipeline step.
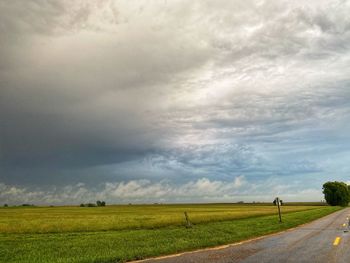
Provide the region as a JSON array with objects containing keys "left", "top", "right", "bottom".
[
  {"left": 0, "top": 203, "right": 328, "bottom": 234},
  {"left": 0, "top": 204, "right": 341, "bottom": 263}
]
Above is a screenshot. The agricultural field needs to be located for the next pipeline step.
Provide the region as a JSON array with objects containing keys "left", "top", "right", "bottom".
[{"left": 0, "top": 204, "right": 341, "bottom": 263}]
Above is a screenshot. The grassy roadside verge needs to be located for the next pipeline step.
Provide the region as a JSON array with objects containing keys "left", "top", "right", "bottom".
[{"left": 0, "top": 206, "right": 342, "bottom": 263}]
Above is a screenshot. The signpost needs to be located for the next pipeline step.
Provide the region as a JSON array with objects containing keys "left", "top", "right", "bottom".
[{"left": 275, "top": 197, "right": 282, "bottom": 223}]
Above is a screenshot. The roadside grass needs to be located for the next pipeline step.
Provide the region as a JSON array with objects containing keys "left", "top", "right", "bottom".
[
  {"left": 0, "top": 206, "right": 341, "bottom": 263},
  {"left": 0, "top": 204, "right": 326, "bottom": 234}
]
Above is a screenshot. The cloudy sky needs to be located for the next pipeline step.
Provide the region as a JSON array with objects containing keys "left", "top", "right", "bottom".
[{"left": 1, "top": 0, "right": 350, "bottom": 205}]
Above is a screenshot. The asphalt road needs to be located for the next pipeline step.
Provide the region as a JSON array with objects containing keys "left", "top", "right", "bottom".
[{"left": 140, "top": 208, "right": 350, "bottom": 263}]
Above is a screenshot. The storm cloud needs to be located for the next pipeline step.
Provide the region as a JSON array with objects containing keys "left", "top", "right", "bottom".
[{"left": 1, "top": 0, "right": 350, "bottom": 204}]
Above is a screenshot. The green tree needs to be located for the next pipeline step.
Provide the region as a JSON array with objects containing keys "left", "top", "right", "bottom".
[
  {"left": 96, "top": 200, "right": 106, "bottom": 207},
  {"left": 323, "top": 181, "right": 350, "bottom": 206}
]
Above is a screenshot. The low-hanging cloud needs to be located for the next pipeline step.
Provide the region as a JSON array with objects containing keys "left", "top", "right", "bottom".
[{"left": 0, "top": 175, "right": 322, "bottom": 205}]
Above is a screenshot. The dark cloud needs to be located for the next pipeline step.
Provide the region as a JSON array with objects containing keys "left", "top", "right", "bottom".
[{"left": 1, "top": 0, "right": 350, "bottom": 203}]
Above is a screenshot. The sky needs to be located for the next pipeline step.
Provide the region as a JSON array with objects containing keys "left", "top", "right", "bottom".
[{"left": 1, "top": 0, "right": 350, "bottom": 205}]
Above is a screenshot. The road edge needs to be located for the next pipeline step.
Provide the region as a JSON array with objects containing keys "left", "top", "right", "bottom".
[{"left": 130, "top": 207, "right": 345, "bottom": 262}]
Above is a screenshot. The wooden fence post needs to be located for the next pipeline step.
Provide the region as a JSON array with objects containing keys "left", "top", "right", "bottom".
[{"left": 184, "top": 212, "right": 192, "bottom": 228}]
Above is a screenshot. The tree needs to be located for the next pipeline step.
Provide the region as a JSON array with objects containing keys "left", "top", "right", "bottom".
[
  {"left": 323, "top": 181, "right": 350, "bottom": 206},
  {"left": 96, "top": 200, "right": 106, "bottom": 207}
]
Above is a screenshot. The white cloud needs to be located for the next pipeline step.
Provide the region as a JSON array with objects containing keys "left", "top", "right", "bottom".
[{"left": 0, "top": 175, "right": 323, "bottom": 205}]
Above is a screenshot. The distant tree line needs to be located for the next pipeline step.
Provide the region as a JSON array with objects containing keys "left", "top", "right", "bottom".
[
  {"left": 80, "top": 200, "right": 106, "bottom": 207},
  {"left": 2, "top": 204, "right": 36, "bottom": 207},
  {"left": 323, "top": 181, "right": 350, "bottom": 207}
]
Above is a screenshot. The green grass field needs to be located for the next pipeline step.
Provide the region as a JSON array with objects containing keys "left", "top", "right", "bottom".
[{"left": 0, "top": 204, "right": 341, "bottom": 263}]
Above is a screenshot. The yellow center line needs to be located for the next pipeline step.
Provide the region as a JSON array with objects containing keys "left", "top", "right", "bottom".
[{"left": 333, "top": 237, "right": 341, "bottom": 246}]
